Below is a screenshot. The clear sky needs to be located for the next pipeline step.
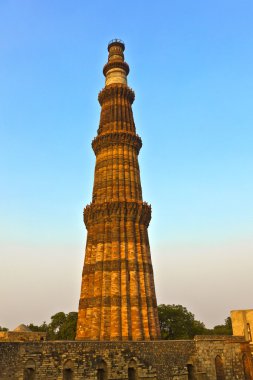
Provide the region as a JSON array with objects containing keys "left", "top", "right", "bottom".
[{"left": 1, "top": 0, "right": 252, "bottom": 330}]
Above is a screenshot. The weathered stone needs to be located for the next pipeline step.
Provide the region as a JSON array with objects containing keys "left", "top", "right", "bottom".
[
  {"left": 231, "top": 309, "right": 253, "bottom": 356},
  {"left": 0, "top": 337, "right": 253, "bottom": 379},
  {"left": 76, "top": 40, "right": 160, "bottom": 341},
  {"left": 0, "top": 331, "right": 46, "bottom": 343}
]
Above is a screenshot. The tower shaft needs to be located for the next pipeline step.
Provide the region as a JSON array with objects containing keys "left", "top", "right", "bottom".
[{"left": 76, "top": 40, "right": 161, "bottom": 341}]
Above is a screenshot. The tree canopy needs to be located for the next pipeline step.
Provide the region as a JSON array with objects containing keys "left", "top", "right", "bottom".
[
  {"left": 0, "top": 326, "right": 8, "bottom": 332},
  {"left": 158, "top": 304, "right": 232, "bottom": 339},
  {"left": 208, "top": 316, "right": 232, "bottom": 336},
  {"left": 158, "top": 304, "right": 206, "bottom": 339},
  {"left": 28, "top": 312, "right": 78, "bottom": 340}
]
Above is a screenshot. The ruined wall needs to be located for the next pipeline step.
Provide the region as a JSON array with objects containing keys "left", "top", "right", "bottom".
[
  {"left": 0, "top": 337, "right": 252, "bottom": 380},
  {"left": 231, "top": 310, "right": 253, "bottom": 350},
  {"left": 0, "top": 331, "right": 46, "bottom": 342},
  {"left": 193, "top": 336, "right": 253, "bottom": 380},
  {"left": 0, "top": 340, "right": 192, "bottom": 379}
]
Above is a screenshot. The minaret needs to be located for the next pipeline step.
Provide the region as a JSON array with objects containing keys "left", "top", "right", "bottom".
[{"left": 76, "top": 40, "right": 161, "bottom": 341}]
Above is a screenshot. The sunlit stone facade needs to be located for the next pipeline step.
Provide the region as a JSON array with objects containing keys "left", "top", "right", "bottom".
[{"left": 76, "top": 40, "right": 161, "bottom": 341}]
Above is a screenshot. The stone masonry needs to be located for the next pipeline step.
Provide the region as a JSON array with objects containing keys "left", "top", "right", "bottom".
[
  {"left": 1, "top": 336, "right": 253, "bottom": 379},
  {"left": 0, "top": 324, "right": 46, "bottom": 343},
  {"left": 231, "top": 310, "right": 253, "bottom": 356},
  {"left": 76, "top": 40, "right": 160, "bottom": 341}
]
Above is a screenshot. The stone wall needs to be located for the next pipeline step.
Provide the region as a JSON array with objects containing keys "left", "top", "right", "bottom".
[
  {"left": 231, "top": 310, "right": 253, "bottom": 355},
  {"left": 0, "top": 331, "right": 46, "bottom": 342},
  {"left": 0, "top": 337, "right": 252, "bottom": 379},
  {"left": 193, "top": 336, "right": 253, "bottom": 379}
]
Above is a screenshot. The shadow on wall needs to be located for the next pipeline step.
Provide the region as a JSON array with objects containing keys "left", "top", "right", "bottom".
[
  {"left": 242, "top": 354, "right": 252, "bottom": 380},
  {"left": 97, "top": 359, "right": 107, "bottom": 380},
  {"left": 63, "top": 360, "right": 74, "bottom": 380},
  {"left": 23, "top": 359, "right": 35, "bottom": 380}
]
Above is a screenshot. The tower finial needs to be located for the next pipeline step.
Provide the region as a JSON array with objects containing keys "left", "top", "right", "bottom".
[
  {"left": 103, "top": 40, "right": 129, "bottom": 86},
  {"left": 108, "top": 39, "right": 125, "bottom": 51}
]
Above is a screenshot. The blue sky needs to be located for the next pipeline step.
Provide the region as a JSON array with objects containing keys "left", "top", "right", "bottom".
[{"left": 1, "top": 0, "right": 253, "bottom": 329}]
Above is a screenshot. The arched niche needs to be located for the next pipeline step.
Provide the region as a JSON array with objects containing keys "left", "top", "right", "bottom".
[
  {"left": 242, "top": 354, "right": 252, "bottom": 380},
  {"left": 128, "top": 359, "right": 138, "bottom": 380},
  {"left": 97, "top": 359, "right": 107, "bottom": 380},
  {"left": 187, "top": 363, "right": 195, "bottom": 380},
  {"left": 63, "top": 359, "right": 74, "bottom": 380},
  {"left": 23, "top": 359, "right": 36, "bottom": 380},
  {"left": 215, "top": 355, "right": 225, "bottom": 380}
]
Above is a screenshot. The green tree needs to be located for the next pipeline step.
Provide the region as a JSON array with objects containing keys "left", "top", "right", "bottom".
[
  {"left": 27, "top": 312, "right": 78, "bottom": 340},
  {"left": 0, "top": 326, "right": 8, "bottom": 331},
  {"left": 28, "top": 322, "right": 48, "bottom": 333},
  {"left": 47, "top": 312, "right": 78, "bottom": 340},
  {"left": 158, "top": 304, "right": 206, "bottom": 339},
  {"left": 158, "top": 304, "right": 233, "bottom": 339},
  {"left": 211, "top": 317, "right": 232, "bottom": 335}
]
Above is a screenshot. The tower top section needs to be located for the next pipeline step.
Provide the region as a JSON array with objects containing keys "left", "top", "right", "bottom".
[
  {"left": 108, "top": 39, "right": 125, "bottom": 51},
  {"left": 103, "top": 39, "right": 129, "bottom": 86}
]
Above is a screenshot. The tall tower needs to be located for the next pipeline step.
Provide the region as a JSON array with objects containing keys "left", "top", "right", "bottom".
[{"left": 76, "top": 40, "right": 161, "bottom": 341}]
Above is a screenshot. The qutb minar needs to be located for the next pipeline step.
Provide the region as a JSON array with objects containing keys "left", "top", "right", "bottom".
[
  {"left": 76, "top": 39, "right": 161, "bottom": 341},
  {"left": 1, "top": 40, "right": 253, "bottom": 380}
]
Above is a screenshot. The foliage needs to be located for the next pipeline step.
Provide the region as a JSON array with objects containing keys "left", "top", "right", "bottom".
[
  {"left": 209, "top": 317, "right": 232, "bottom": 335},
  {"left": 49, "top": 311, "right": 78, "bottom": 340},
  {"left": 158, "top": 304, "right": 206, "bottom": 339},
  {"left": 158, "top": 304, "right": 232, "bottom": 340},
  {"left": 28, "top": 312, "right": 78, "bottom": 340},
  {"left": 28, "top": 322, "right": 48, "bottom": 333},
  {"left": 0, "top": 326, "right": 8, "bottom": 331}
]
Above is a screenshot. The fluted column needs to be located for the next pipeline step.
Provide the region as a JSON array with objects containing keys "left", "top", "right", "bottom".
[{"left": 76, "top": 40, "right": 160, "bottom": 341}]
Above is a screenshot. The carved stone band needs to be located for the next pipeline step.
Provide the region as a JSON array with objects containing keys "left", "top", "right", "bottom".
[
  {"left": 84, "top": 201, "right": 151, "bottom": 228},
  {"left": 103, "top": 61, "right": 130, "bottom": 77},
  {"left": 79, "top": 295, "right": 157, "bottom": 308},
  {"left": 82, "top": 260, "right": 153, "bottom": 275},
  {"left": 92, "top": 132, "right": 142, "bottom": 155},
  {"left": 98, "top": 85, "right": 135, "bottom": 105}
]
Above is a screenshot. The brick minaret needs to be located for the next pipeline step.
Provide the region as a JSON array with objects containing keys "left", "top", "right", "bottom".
[{"left": 76, "top": 40, "right": 161, "bottom": 341}]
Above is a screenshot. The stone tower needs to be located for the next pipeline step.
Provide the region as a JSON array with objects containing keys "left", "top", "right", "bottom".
[{"left": 76, "top": 40, "right": 161, "bottom": 341}]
